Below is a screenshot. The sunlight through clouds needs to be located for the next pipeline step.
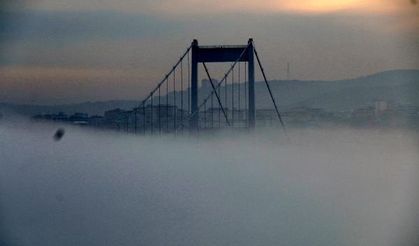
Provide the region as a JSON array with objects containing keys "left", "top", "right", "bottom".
[
  {"left": 2, "top": 0, "right": 417, "bottom": 104},
  {"left": 26, "top": 0, "right": 415, "bottom": 15},
  {"left": 274, "top": 0, "right": 406, "bottom": 14}
]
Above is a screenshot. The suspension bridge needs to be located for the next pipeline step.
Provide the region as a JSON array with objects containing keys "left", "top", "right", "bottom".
[{"left": 128, "top": 39, "right": 285, "bottom": 134}]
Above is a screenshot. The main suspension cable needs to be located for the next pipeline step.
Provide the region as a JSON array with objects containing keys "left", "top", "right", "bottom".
[{"left": 253, "top": 47, "right": 287, "bottom": 133}]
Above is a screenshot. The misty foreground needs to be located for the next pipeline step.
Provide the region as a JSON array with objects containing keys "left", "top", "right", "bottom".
[{"left": 0, "top": 123, "right": 418, "bottom": 246}]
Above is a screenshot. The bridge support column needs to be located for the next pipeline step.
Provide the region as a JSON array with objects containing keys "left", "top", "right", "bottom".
[
  {"left": 189, "top": 38, "right": 255, "bottom": 130},
  {"left": 191, "top": 39, "right": 199, "bottom": 130},
  {"left": 248, "top": 39, "right": 256, "bottom": 129}
]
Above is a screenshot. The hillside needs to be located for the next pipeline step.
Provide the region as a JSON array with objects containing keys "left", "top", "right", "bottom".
[
  {"left": 262, "top": 69, "right": 419, "bottom": 111},
  {"left": 1, "top": 69, "right": 418, "bottom": 117},
  {"left": 0, "top": 100, "right": 141, "bottom": 116}
]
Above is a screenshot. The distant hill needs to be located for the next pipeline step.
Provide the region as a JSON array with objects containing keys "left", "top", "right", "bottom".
[
  {"left": 0, "top": 100, "right": 141, "bottom": 117},
  {"left": 258, "top": 69, "right": 419, "bottom": 111},
  {"left": 1, "top": 69, "right": 418, "bottom": 117}
]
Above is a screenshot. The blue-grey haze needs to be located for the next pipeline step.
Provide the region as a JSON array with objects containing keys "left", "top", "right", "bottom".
[{"left": 0, "top": 122, "right": 418, "bottom": 246}]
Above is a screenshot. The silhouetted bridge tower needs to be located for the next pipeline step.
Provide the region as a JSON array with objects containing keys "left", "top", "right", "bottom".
[{"left": 131, "top": 39, "right": 285, "bottom": 134}]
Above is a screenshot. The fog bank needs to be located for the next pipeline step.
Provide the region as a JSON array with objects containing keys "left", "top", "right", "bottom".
[{"left": 0, "top": 122, "right": 418, "bottom": 246}]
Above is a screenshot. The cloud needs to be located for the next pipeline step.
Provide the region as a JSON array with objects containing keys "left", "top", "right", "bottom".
[
  {"left": 25, "top": 0, "right": 417, "bottom": 15},
  {"left": 275, "top": 0, "right": 408, "bottom": 14},
  {"left": 0, "top": 66, "right": 155, "bottom": 104},
  {"left": 1, "top": 0, "right": 417, "bottom": 104},
  {"left": 1, "top": 8, "right": 418, "bottom": 104}
]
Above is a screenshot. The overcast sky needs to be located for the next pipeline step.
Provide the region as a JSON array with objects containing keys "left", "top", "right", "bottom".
[{"left": 0, "top": 0, "right": 418, "bottom": 104}]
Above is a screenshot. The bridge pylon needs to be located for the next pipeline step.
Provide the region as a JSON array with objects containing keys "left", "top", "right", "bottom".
[
  {"left": 190, "top": 39, "right": 255, "bottom": 130},
  {"left": 133, "top": 38, "right": 286, "bottom": 135}
]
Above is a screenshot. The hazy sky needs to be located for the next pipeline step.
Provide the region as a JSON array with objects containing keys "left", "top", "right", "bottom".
[{"left": 0, "top": 0, "right": 418, "bottom": 104}]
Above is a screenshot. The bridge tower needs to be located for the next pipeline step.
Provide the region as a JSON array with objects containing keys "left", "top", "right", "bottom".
[
  {"left": 134, "top": 38, "right": 285, "bottom": 135},
  {"left": 190, "top": 39, "right": 255, "bottom": 129}
]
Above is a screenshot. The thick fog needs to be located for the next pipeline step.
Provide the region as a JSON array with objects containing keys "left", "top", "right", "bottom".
[{"left": 0, "top": 122, "right": 418, "bottom": 246}]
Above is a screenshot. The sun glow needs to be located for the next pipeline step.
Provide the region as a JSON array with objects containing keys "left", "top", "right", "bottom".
[
  {"left": 27, "top": 0, "right": 411, "bottom": 15},
  {"left": 150, "top": 0, "right": 408, "bottom": 16},
  {"left": 276, "top": 0, "right": 403, "bottom": 14}
]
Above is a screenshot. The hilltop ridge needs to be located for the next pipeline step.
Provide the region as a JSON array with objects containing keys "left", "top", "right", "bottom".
[{"left": 1, "top": 69, "right": 418, "bottom": 117}]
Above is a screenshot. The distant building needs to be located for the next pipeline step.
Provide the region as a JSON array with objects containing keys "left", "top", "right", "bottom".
[
  {"left": 104, "top": 108, "right": 130, "bottom": 129},
  {"left": 88, "top": 116, "right": 104, "bottom": 127},
  {"left": 69, "top": 113, "right": 89, "bottom": 125},
  {"left": 351, "top": 106, "right": 376, "bottom": 126},
  {"left": 52, "top": 112, "right": 68, "bottom": 121},
  {"left": 130, "top": 104, "right": 188, "bottom": 132},
  {"left": 374, "top": 101, "right": 389, "bottom": 116},
  {"left": 256, "top": 109, "right": 276, "bottom": 126},
  {"left": 198, "top": 107, "right": 248, "bottom": 128}
]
